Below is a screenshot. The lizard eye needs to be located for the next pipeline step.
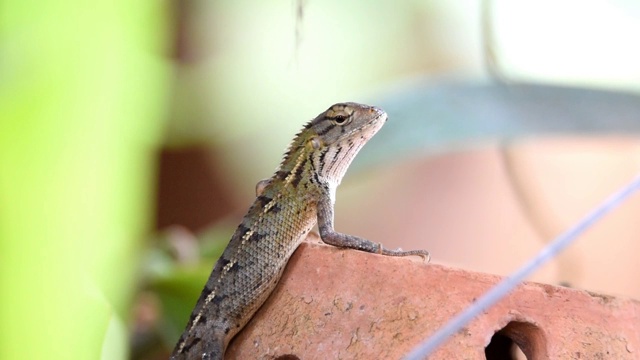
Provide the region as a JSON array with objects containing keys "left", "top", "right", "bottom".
[{"left": 332, "top": 115, "right": 349, "bottom": 125}]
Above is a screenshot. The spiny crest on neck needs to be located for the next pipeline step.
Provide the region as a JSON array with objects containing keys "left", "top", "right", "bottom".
[{"left": 276, "top": 118, "right": 316, "bottom": 173}]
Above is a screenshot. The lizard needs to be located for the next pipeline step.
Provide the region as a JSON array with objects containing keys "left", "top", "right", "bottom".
[{"left": 170, "top": 102, "right": 430, "bottom": 360}]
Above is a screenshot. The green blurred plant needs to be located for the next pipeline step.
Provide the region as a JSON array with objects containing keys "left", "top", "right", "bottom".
[
  {"left": 0, "top": 1, "right": 170, "bottom": 359},
  {"left": 129, "top": 225, "right": 230, "bottom": 359}
]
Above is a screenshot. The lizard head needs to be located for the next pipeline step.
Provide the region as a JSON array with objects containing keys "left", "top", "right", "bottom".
[
  {"left": 277, "top": 102, "right": 387, "bottom": 186},
  {"left": 310, "top": 102, "right": 387, "bottom": 147}
]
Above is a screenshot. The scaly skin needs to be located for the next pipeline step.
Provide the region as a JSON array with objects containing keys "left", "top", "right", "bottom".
[{"left": 171, "top": 102, "right": 429, "bottom": 359}]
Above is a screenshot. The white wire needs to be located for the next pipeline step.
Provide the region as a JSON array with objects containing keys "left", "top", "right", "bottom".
[{"left": 404, "top": 174, "right": 640, "bottom": 360}]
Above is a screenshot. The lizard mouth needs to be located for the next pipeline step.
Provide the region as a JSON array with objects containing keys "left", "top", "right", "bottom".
[{"left": 364, "top": 108, "right": 387, "bottom": 134}]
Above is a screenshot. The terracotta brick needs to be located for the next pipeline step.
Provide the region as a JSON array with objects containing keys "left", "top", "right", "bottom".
[{"left": 227, "top": 235, "right": 640, "bottom": 359}]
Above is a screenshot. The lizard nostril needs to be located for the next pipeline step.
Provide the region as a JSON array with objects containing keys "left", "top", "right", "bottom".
[{"left": 370, "top": 106, "right": 385, "bottom": 117}]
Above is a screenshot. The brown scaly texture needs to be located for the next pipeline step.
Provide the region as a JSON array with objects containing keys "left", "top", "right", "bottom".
[{"left": 171, "top": 102, "right": 429, "bottom": 360}]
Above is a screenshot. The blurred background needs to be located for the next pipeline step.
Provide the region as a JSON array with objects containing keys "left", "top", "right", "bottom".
[{"left": 1, "top": 0, "right": 640, "bottom": 359}]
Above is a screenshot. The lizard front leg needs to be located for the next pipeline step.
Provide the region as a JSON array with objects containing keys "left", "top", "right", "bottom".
[{"left": 316, "top": 190, "right": 430, "bottom": 261}]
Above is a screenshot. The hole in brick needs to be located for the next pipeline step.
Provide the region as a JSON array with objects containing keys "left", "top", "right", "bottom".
[
  {"left": 485, "top": 333, "right": 526, "bottom": 359},
  {"left": 485, "top": 321, "right": 545, "bottom": 360},
  {"left": 274, "top": 355, "right": 300, "bottom": 360}
]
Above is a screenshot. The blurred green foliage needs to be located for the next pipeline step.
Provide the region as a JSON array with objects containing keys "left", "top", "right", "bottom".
[
  {"left": 134, "top": 225, "right": 230, "bottom": 358},
  {"left": 0, "top": 1, "right": 169, "bottom": 359}
]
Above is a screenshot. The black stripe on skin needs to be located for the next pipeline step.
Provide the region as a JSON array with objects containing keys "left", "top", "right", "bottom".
[
  {"left": 317, "top": 148, "right": 327, "bottom": 173},
  {"left": 247, "top": 231, "right": 264, "bottom": 242},
  {"left": 210, "top": 293, "right": 228, "bottom": 306},
  {"left": 217, "top": 256, "right": 232, "bottom": 270},
  {"left": 254, "top": 194, "right": 281, "bottom": 214},
  {"left": 181, "top": 337, "right": 201, "bottom": 353},
  {"left": 187, "top": 311, "right": 198, "bottom": 324},
  {"left": 218, "top": 256, "right": 244, "bottom": 276},
  {"left": 235, "top": 223, "right": 251, "bottom": 237},
  {"left": 267, "top": 202, "right": 281, "bottom": 214},
  {"left": 332, "top": 146, "right": 342, "bottom": 162},
  {"left": 307, "top": 154, "right": 321, "bottom": 185},
  {"left": 316, "top": 123, "right": 333, "bottom": 136},
  {"left": 255, "top": 195, "right": 273, "bottom": 209},
  {"left": 275, "top": 170, "right": 288, "bottom": 181},
  {"left": 290, "top": 159, "right": 306, "bottom": 187},
  {"left": 200, "top": 284, "right": 214, "bottom": 302},
  {"left": 177, "top": 333, "right": 187, "bottom": 347}
]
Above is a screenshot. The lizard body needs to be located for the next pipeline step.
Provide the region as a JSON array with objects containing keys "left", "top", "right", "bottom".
[{"left": 171, "top": 102, "right": 429, "bottom": 359}]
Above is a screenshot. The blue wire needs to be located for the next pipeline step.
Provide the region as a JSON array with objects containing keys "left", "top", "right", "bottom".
[{"left": 404, "top": 174, "right": 640, "bottom": 360}]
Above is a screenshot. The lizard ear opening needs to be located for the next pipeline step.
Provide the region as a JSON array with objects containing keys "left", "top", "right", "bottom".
[{"left": 309, "top": 137, "right": 322, "bottom": 150}]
